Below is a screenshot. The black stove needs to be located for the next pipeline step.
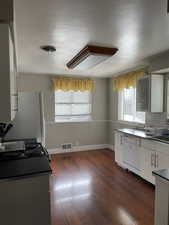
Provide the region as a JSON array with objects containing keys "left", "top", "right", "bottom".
[{"left": 0, "top": 141, "right": 49, "bottom": 162}]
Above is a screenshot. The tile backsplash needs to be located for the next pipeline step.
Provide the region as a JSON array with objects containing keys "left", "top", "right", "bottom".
[{"left": 145, "top": 112, "right": 167, "bottom": 127}]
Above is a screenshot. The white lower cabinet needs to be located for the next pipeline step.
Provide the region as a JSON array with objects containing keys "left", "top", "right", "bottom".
[
  {"left": 140, "top": 147, "right": 156, "bottom": 184},
  {"left": 122, "top": 136, "right": 141, "bottom": 175},
  {"left": 156, "top": 151, "right": 169, "bottom": 170},
  {"left": 114, "top": 132, "right": 125, "bottom": 168},
  {"left": 114, "top": 131, "right": 169, "bottom": 185},
  {"left": 0, "top": 175, "right": 51, "bottom": 225},
  {"left": 114, "top": 131, "right": 141, "bottom": 174}
]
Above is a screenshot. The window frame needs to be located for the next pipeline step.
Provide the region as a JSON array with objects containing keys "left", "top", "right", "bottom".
[
  {"left": 54, "top": 90, "right": 92, "bottom": 122},
  {"left": 164, "top": 75, "right": 169, "bottom": 120},
  {"left": 118, "top": 87, "right": 145, "bottom": 124}
]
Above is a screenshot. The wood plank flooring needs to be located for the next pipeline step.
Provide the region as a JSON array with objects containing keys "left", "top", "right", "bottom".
[{"left": 50, "top": 149, "right": 154, "bottom": 225}]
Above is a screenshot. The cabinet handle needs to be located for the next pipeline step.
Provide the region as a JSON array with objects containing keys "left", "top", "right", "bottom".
[
  {"left": 120, "top": 136, "right": 123, "bottom": 145},
  {"left": 151, "top": 153, "right": 156, "bottom": 168},
  {"left": 151, "top": 153, "right": 153, "bottom": 167},
  {"left": 156, "top": 154, "right": 158, "bottom": 168},
  {"left": 153, "top": 153, "right": 157, "bottom": 168},
  {"left": 17, "top": 94, "right": 19, "bottom": 111},
  {"left": 153, "top": 154, "right": 156, "bottom": 168}
]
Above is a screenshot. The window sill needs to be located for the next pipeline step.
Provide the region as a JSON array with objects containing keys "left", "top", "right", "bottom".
[
  {"left": 46, "top": 119, "right": 109, "bottom": 124},
  {"left": 117, "top": 120, "right": 145, "bottom": 126},
  {"left": 47, "top": 119, "right": 93, "bottom": 124}
]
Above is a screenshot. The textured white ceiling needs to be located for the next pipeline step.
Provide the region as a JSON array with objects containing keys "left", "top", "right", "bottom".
[{"left": 15, "top": 0, "right": 169, "bottom": 77}]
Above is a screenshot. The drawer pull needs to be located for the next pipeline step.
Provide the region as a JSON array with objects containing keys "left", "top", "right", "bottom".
[
  {"left": 156, "top": 154, "right": 158, "bottom": 168},
  {"left": 151, "top": 154, "right": 153, "bottom": 167}
]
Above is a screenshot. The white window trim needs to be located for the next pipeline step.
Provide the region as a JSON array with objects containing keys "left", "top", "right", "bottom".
[
  {"left": 118, "top": 88, "right": 145, "bottom": 124},
  {"left": 118, "top": 90, "right": 123, "bottom": 121},
  {"left": 55, "top": 90, "right": 93, "bottom": 123},
  {"left": 117, "top": 119, "right": 145, "bottom": 126}
]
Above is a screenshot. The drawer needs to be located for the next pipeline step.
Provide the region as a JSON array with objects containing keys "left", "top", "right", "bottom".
[
  {"left": 115, "top": 131, "right": 124, "bottom": 145},
  {"left": 141, "top": 139, "right": 156, "bottom": 150},
  {"left": 155, "top": 141, "right": 169, "bottom": 155},
  {"left": 123, "top": 135, "right": 139, "bottom": 145}
]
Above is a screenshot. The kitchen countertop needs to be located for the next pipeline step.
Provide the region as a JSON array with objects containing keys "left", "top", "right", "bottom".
[
  {"left": 3, "top": 138, "right": 37, "bottom": 143},
  {"left": 153, "top": 169, "right": 169, "bottom": 182},
  {"left": 117, "top": 128, "right": 152, "bottom": 139},
  {"left": 0, "top": 156, "right": 52, "bottom": 180}
]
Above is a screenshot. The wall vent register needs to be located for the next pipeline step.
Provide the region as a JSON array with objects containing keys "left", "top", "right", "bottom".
[{"left": 62, "top": 143, "right": 72, "bottom": 150}]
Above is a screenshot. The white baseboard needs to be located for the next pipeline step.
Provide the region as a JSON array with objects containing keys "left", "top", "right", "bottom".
[
  {"left": 108, "top": 145, "right": 114, "bottom": 151},
  {"left": 47, "top": 144, "right": 114, "bottom": 155}
]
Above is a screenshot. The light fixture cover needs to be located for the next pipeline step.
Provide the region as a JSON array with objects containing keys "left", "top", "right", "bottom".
[{"left": 67, "top": 45, "right": 118, "bottom": 70}]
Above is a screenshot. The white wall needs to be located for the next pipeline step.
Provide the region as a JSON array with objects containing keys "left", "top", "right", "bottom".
[
  {"left": 149, "top": 50, "right": 169, "bottom": 73},
  {"left": 18, "top": 74, "right": 109, "bottom": 150}
]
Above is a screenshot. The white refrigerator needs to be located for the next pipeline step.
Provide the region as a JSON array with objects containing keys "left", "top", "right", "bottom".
[{"left": 5, "top": 92, "right": 45, "bottom": 145}]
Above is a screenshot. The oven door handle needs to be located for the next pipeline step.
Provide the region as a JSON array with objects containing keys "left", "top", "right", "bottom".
[{"left": 43, "top": 147, "right": 51, "bottom": 161}]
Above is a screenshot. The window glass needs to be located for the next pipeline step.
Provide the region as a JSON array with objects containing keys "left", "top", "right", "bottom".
[
  {"left": 118, "top": 87, "right": 145, "bottom": 123},
  {"left": 55, "top": 90, "right": 92, "bottom": 121}
]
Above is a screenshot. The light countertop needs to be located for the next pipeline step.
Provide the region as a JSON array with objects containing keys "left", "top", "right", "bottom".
[{"left": 117, "top": 128, "right": 152, "bottom": 139}]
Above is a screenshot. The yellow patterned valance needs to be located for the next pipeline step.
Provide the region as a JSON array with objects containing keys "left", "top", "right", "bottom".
[
  {"left": 113, "top": 70, "right": 145, "bottom": 91},
  {"left": 53, "top": 77, "right": 94, "bottom": 91}
]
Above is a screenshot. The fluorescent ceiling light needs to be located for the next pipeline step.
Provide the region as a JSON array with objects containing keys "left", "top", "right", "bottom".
[
  {"left": 74, "top": 54, "right": 111, "bottom": 70},
  {"left": 67, "top": 45, "right": 118, "bottom": 70}
]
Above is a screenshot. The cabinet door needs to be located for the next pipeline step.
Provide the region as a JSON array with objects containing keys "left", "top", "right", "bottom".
[
  {"left": 114, "top": 132, "right": 124, "bottom": 166},
  {"left": 9, "top": 29, "right": 18, "bottom": 120},
  {"left": 130, "top": 143, "right": 141, "bottom": 171},
  {"left": 156, "top": 151, "right": 169, "bottom": 170},
  {"left": 0, "top": 175, "right": 51, "bottom": 225},
  {"left": 123, "top": 141, "right": 141, "bottom": 174},
  {"left": 136, "top": 76, "right": 150, "bottom": 112},
  {"left": 140, "top": 147, "right": 156, "bottom": 184},
  {"left": 151, "top": 75, "right": 164, "bottom": 113},
  {"left": 0, "top": 24, "right": 17, "bottom": 121},
  {"left": 136, "top": 75, "right": 164, "bottom": 113},
  {"left": 123, "top": 136, "right": 140, "bottom": 174},
  {"left": 114, "top": 131, "right": 121, "bottom": 146},
  {"left": 0, "top": 24, "right": 11, "bottom": 121}
]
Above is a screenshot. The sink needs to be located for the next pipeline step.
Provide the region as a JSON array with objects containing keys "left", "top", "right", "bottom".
[
  {"left": 153, "top": 136, "right": 169, "bottom": 143},
  {"left": 133, "top": 127, "right": 145, "bottom": 132}
]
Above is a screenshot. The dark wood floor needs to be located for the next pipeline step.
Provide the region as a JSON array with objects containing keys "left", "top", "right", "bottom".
[{"left": 50, "top": 149, "right": 155, "bottom": 225}]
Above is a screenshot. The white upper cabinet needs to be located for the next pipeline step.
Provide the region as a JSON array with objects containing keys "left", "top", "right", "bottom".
[
  {"left": 150, "top": 75, "right": 164, "bottom": 112},
  {"left": 0, "top": 24, "right": 18, "bottom": 122},
  {"left": 136, "top": 74, "right": 164, "bottom": 113}
]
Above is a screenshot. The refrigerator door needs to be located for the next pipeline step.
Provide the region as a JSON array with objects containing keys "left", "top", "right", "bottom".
[{"left": 5, "top": 92, "right": 45, "bottom": 144}]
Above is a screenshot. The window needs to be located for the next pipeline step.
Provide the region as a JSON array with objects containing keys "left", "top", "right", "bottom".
[
  {"left": 118, "top": 87, "right": 145, "bottom": 123},
  {"left": 55, "top": 90, "right": 92, "bottom": 122},
  {"left": 166, "top": 78, "right": 169, "bottom": 119}
]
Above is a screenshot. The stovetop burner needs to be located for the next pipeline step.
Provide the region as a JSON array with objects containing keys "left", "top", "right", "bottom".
[{"left": 0, "top": 142, "right": 49, "bottom": 162}]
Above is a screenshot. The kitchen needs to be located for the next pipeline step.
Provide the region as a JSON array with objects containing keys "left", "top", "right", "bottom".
[{"left": 2, "top": 1, "right": 169, "bottom": 225}]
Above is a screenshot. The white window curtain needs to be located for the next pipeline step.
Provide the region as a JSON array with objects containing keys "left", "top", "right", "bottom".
[{"left": 55, "top": 90, "right": 92, "bottom": 121}]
